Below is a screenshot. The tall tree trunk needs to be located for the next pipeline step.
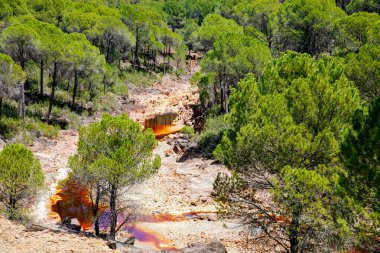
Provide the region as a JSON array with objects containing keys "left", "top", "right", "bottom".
[
  {"left": 0, "top": 97, "right": 3, "bottom": 122},
  {"left": 135, "top": 27, "right": 140, "bottom": 67},
  {"left": 40, "top": 59, "right": 44, "bottom": 97},
  {"left": 47, "top": 62, "right": 58, "bottom": 122},
  {"left": 163, "top": 46, "right": 167, "bottom": 74},
  {"left": 103, "top": 74, "right": 107, "bottom": 94},
  {"left": 224, "top": 74, "right": 229, "bottom": 114},
  {"left": 19, "top": 82, "right": 26, "bottom": 124},
  {"left": 219, "top": 67, "right": 224, "bottom": 113},
  {"left": 289, "top": 203, "right": 302, "bottom": 253},
  {"left": 168, "top": 44, "right": 171, "bottom": 70},
  {"left": 105, "top": 38, "right": 112, "bottom": 64},
  {"left": 109, "top": 184, "right": 117, "bottom": 241},
  {"left": 147, "top": 46, "right": 150, "bottom": 71},
  {"left": 93, "top": 184, "right": 101, "bottom": 236},
  {"left": 71, "top": 70, "right": 78, "bottom": 111},
  {"left": 153, "top": 50, "right": 156, "bottom": 72}
]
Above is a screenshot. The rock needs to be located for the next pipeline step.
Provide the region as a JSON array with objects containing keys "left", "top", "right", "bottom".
[
  {"left": 200, "top": 197, "right": 208, "bottom": 203},
  {"left": 107, "top": 241, "right": 117, "bottom": 250},
  {"left": 24, "top": 224, "right": 47, "bottom": 232},
  {"left": 164, "top": 149, "right": 174, "bottom": 157},
  {"left": 124, "top": 236, "right": 135, "bottom": 246},
  {"left": 181, "top": 242, "right": 228, "bottom": 253},
  {"left": 190, "top": 201, "right": 197, "bottom": 206},
  {"left": 173, "top": 145, "right": 182, "bottom": 154},
  {"left": 196, "top": 213, "right": 218, "bottom": 222},
  {"left": 60, "top": 217, "right": 81, "bottom": 232}
]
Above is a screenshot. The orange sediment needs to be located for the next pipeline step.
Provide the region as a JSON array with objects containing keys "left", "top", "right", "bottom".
[
  {"left": 144, "top": 112, "right": 183, "bottom": 138},
  {"left": 152, "top": 124, "right": 183, "bottom": 138},
  {"left": 49, "top": 180, "right": 216, "bottom": 250},
  {"left": 50, "top": 179, "right": 101, "bottom": 230}
]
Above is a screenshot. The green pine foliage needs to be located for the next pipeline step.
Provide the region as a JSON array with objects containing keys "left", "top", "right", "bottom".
[
  {"left": 213, "top": 52, "right": 362, "bottom": 252},
  {"left": 0, "top": 144, "right": 44, "bottom": 221},
  {"left": 340, "top": 98, "right": 380, "bottom": 249},
  {"left": 68, "top": 114, "right": 160, "bottom": 239},
  {"left": 0, "top": 0, "right": 379, "bottom": 251}
]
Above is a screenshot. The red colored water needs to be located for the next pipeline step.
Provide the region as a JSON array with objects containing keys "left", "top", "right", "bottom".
[
  {"left": 138, "top": 211, "right": 218, "bottom": 223},
  {"left": 125, "top": 224, "right": 178, "bottom": 251}
]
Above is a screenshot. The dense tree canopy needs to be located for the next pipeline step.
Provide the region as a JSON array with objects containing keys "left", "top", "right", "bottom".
[
  {"left": 340, "top": 98, "right": 380, "bottom": 246},
  {"left": 335, "top": 12, "right": 380, "bottom": 54},
  {"left": 345, "top": 45, "right": 380, "bottom": 100},
  {"left": 277, "top": 0, "right": 346, "bottom": 56},
  {"left": 201, "top": 33, "right": 271, "bottom": 112},
  {"left": 0, "top": 53, "right": 25, "bottom": 121},
  {"left": 214, "top": 52, "right": 361, "bottom": 252}
]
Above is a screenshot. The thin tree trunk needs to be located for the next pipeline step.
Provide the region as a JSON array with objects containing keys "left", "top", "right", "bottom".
[
  {"left": 40, "top": 59, "right": 44, "bottom": 97},
  {"left": 224, "top": 74, "right": 229, "bottom": 114},
  {"left": 289, "top": 203, "right": 302, "bottom": 253},
  {"left": 163, "top": 46, "right": 166, "bottom": 74},
  {"left": 9, "top": 195, "right": 16, "bottom": 220},
  {"left": 20, "top": 83, "right": 25, "bottom": 124},
  {"left": 153, "top": 50, "right": 156, "bottom": 72},
  {"left": 106, "top": 39, "right": 112, "bottom": 64},
  {"left": 47, "top": 62, "right": 58, "bottom": 122},
  {"left": 147, "top": 46, "right": 150, "bottom": 71},
  {"left": 219, "top": 67, "right": 224, "bottom": 113},
  {"left": 135, "top": 27, "right": 140, "bottom": 67},
  {"left": 168, "top": 44, "right": 171, "bottom": 70},
  {"left": 0, "top": 97, "right": 3, "bottom": 122},
  {"left": 103, "top": 74, "right": 107, "bottom": 94},
  {"left": 93, "top": 184, "right": 101, "bottom": 236},
  {"left": 109, "top": 184, "right": 117, "bottom": 241},
  {"left": 71, "top": 70, "right": 78, "bottom": 111}
]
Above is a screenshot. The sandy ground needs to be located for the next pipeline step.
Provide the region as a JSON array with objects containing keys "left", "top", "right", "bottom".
[
  {"left": 0, "top": 74, "right": 256, "bottom": 253},
  {"left": 126, "top": 140, "right": 247, "bottom": 252},
  {"left": 0, "top": 217, "right": 115, "bottom": 253}
]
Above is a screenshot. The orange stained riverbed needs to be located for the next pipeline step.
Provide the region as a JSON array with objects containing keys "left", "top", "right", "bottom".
[
  {"left": 50, "top": 178, "right": 100, "bottom": 230},
  {"left": 50, "top": 179, "right": 216, "bottom": 250},
  {"left": 144, "top": 112, "right": 183, "bottom": 138}
]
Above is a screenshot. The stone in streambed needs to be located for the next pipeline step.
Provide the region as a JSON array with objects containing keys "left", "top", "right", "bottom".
[{"left": 181, "top": 242, "right": 228, "bottom": 253}]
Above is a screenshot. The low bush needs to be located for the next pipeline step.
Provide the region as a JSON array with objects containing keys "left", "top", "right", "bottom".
[
  {"left": 196, "top": 115, "right": 230, "bottom": 158},
  {"left": 123, "top": 71, "right": 161, "bottom": 87},
  {"left": 93, "top": 92, "right": 118, "bottom": 113},
  {"left": 0, "top": 118, "right": 60, "bottom": 144},
  {"left": 180, "top": 125, "right": 195, "bottom": 139}
]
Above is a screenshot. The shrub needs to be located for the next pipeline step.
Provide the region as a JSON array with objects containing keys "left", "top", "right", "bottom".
[
  {"left": 0, "top": 118, "right": 23, "bottom": 139},
  {"left": 0, "top": 144, "right": 44, "bottom": 221},
  {"left": 111, "top": 84, "right": 128, "bottom": 96},
  {"left": 93, "top": 92, "right": 118, "bottom": 113},
  {"left": 123, "top": 71, "right": 160, "bottom": 87},
  {"left": 197, "top": 115, "right": 230, "bottom": 157},
  {"left": 180, "top": 125, "right": 195, "bottom": 139}
]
